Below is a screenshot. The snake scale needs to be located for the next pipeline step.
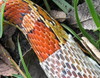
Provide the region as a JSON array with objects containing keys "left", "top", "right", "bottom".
[{"left": 0, "top": 0, "right": 100, "bottom": 78}]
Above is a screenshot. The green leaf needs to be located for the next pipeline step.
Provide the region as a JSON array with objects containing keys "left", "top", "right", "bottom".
[
  {"left": 61, "top": 23, "right": 81, "bottom": 41},
  {"left": 0, "top": 0, "right": 6, "bottom": 38},
  {"left": 52, "top": 0, "right": 73, "bottom": 14},
  {"left": 85, "top": 0, "right": 100, "bottom": 31},
  {"left": 13, "top": 74, "right": 24, "bottom": 78},
  {"left": 74, "top": 0, "right": 98, "bottom": 49},
  {"left": 17, "top": 36, "right": 32, "bottom": 78}
]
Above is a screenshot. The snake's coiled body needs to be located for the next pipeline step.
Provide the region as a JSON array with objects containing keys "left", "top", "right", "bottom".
[{"left": 1, "top": 0, "right": 100, "bottom": 78}]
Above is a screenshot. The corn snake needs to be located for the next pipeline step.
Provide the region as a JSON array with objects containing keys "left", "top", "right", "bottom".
[{"left": 0, "top": 0, "right": 100, "bottom": 78}]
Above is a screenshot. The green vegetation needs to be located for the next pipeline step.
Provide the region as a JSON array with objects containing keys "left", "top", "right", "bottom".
[
  {"left": 0, "top": 0, "right": 6, "bottom": 38},
  {"left": 51, "top": 0, "right": 100, "bottom": 49},
  {"left": 17, "top": 36, "right": 32, "bottom": 78}
]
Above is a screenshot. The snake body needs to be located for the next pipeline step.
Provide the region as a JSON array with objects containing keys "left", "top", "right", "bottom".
[{"left": 1, "top": 0, "right": 100, "bottom": 78}]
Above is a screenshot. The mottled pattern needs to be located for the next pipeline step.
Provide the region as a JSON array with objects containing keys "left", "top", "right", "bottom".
[{"left": 40, "top": 35, "right": 100, "bottom": 78}]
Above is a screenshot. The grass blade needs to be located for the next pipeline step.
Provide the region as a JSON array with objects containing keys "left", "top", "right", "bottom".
[
  {"left": 0, "top": 0, "right": 6, "bottom": 38},
  {"left": 13, "top": 74, "right": 24, "bottom": 78},
  {"left": 52, "top": 0, "right": 73, "bottom": 14},
  {"left": 17, "top": 37, "right": 32, "bottom": 78},
  {"left": 85, "top": 0, "right": 100, "bottom": 31},
  {"left": 61, "top": 23, "right": 81, "bottom": 40},
  {"left": 43, "top": 0, "right": 51, "bottom": 12},
  {"left": 74, "top": 0, "right": 98, "bottom": 49}
]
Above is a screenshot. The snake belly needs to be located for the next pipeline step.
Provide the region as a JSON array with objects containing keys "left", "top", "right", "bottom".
[{"left": 1, "top": 0, "right": 100, "bottom": 78}]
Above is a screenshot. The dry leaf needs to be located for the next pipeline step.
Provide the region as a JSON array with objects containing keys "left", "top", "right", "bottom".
[
  {"left": 5, "top": 38, "right": 15, "bottom": 51},
  {"left": 67, "top": 0, "right": 100, "bottom": 30},
  {"left": 81, "top": 37, "right": 100, "bottom": 64},
  {"left": 0, "top": 44, "right": 18, "bottom": 76},
  {"left": 50, "top": 10, "right": 67, "bottom": 22}
]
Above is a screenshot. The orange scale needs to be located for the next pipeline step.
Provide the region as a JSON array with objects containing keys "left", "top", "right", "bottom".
[
  {"left": 34, "top": 51, "right": 44, "bottom": 62},
  {"left": 37, "top": 55, "right": 43, "bottom": 61},
  {"left": 22, "top": 23, "right": 30, "bottom": 29},
  {"left": 44, "top": 26, "right": 50, "bottom": 31},
  {"left": 13, "top": 19, "right": 22, "bottom": 25},
  {"left": 36, "top": 45, "right": 42, "bottom": 52},
  {"left": 55, "top": 44, "right": 60, "bottom": 49},
  {"left": 39, "top": 41, "right": 46, "bottom": 48},
  {"left": 30, "top": 40, "right": 36, "bottom": 47},
  {"left": 48, "top": 49, "right": 55, "bottom": 55},
  {"left": 29, "top": 39, "right": 35, "bottom": 45},
  {"left": 45, "top": 31, "right": 51, "bottom": 36},
  {"left": 5, "top": 10, "right": 18, "bottom": 19},
  {"left": 43, "top": 43, "right": 50, "bottom": 50},
  {"left": 33, "top": 39, "right": 39, "bottom": 46},
  {"left": 37, "top": 40, "right": 40, "bottom": 46},
  {"left": 39, "top": 25, "right": 46, "bottom": 31},
  {"left": 40, "top": 47, "right": 46, "bottom": 54},
  {"left": 49, "top": 31, "right": 55, "bottom": 38},
  {"left": 49, "top": 45, "right": 55, "bottom": 52},
  {"left": 9, "top": 16, "right": 21, "bottom": 24},
  {"left": 33, "top": 30, "right": 39, "bottom": 35},
  {"left": 28, "top": 37, "right": 34, "bottom": 42},
  {"left": 34, "top": 29, "right": 40, "bottom": 34},
  {"left": 37, "top": 22, "right": 45, "bottom": 27},
  {"left": 35, "top": 40, "right": 41, "bottom": 46},
  {"left": 25, "top": 23, "right": 33, "bottom": 30},
  {"left": 44, "top": 47, "right": 50, "bottom": 54},
  {"left": 24, "top": 18, "right": 31, "bottom": 23},
  {"left": 44, "top": 38, "right": 50, "bottom": 45},
  {"left": 54, "top": 39, "right": 59, "bottom": 45},
  {"left": 34, "top": 26, "right": 41, "bottom": 31},
  {"left": 39, "top": 25, "right": 45, "bottom": 31},
  {"left": 50, "top": 40, "right": 55, "bottom": 46},
  {"left": 40, "top": 26, "right": 46, "bottom": 32},
  {"left": 4, "top": 7, "right": 17, "bottom": 17},
  {"left": 39, "top": 41, "right": 45, "bottom": 47},
  {"left": 34, "top": 47, "right": 41, "bottom": 56},
  {"left": 34, "top": 34, "right": 41, "bottom": 41},
  {"left": 33, "top": 34, "right": 38, "bottom": 40},
  {"left": 39, "top": 31, "right": 46, "bottom": 38},
  {"left": 39, "top": 36, "right": 45, "bottom": 42},
  {"left": 38, "top": 57, "right": 44, "bottom": 62},
  {"left": 9, "top": 13, "right": 22, "bottom": 21},
  {"left": 31, "top": 45, "right": 37, "bottom": 52},
  {"left": 28, "top": 33, "right": 34, "bottom": 39},
  {"left": 45, "top": 31, "right": 50, "bottom": 36},
  {"left": 34, "top": 22, "right": 41, "bottom": 27},
  {"left": 17, "top": 9, "right": 30, "bottom": 13},
  {"left": 22, "top": 23, "right": 29, "bottom": 28},
  {"left": 41, "top": 53, "right": 49, "bottom": 60},
  {"left": 36, "top": 40, "right": 42, "bottom": 46},
  {"left": 34, "top": 30, "right": 40, "bottom": 36},
  {"left": 5, "top": 3, "right": 17, "bottom": 10},
  {"left": 32, "top": 39, "right": 37, "bottom": 46},
  {"left": 44, "top": 34, "right": 51, "bottom": 40},
  {"left": 50, "top": 37, "right": 56, "bottom": 43}
]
